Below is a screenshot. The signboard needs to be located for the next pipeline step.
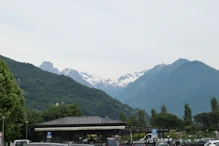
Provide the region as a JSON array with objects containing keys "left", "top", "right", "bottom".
[
  {"left": 151, "top": 129, "right": 157, "bottom": 135},
  {"left": 47, "top": 132, "right": 52, "bottom": 138},
  {"left": 151, "top": 129, "right": 157, "bottom": 138}
]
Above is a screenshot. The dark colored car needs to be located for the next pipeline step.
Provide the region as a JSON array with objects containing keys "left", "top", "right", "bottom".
[
  {"left": 27, "top": 143, "right": 68, "bottom": 146},
  {"left": 27, "top": 143, "right": 94, "bottom": 146}
]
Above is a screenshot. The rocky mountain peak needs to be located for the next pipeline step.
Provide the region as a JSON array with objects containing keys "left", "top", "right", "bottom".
[{"left": 39, "top": 61, "right": 60, "bottom": 75}]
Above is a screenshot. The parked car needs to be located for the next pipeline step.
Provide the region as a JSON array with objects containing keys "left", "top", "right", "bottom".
[
  {"left": 198, "top": 138, "right": 216, "bottom": 146},
  {"left": 27, "top": 142, "right": 68, "bottom": 146},
  {"left": 155, "top": 141, "right": 169, "bottom": 146},
  {"left": 203, "top": 140, "right": 219, "bottom": 146},
  {"left": 69, "top": 144, "right": 94, "bottom": 146},
  {"left": 132, "top": 140, "right": 169, "bottom": 146},
  {"left": 132, "top": 140, "right": 147, "bottom": 146},
  {"left": 14, "top": 139, "right": 32, "bottom": 146},
  {"left": 27, "top": 142, "right": 94, "bottom": 146}
]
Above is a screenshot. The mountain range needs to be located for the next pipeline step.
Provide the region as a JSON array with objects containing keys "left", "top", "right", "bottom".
[
  {"left": 39, "top": 58, "right": 219, "bottom": 118},
  {"left": 0, "top": 55, "right": 147, "bottom": 120},
  {"left": 118, "top": 58, "right": 219, "bottom": 117},
  {"left": 3, "top": 54, "right": 219, "bottom": 118},
  {"left": 39, "top": 61, "right": 147, "bottom": 97}
]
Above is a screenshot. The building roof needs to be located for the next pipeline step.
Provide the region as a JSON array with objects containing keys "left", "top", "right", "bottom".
[{"left": 36, "top": 116, "right": 126, "bottom": 127}]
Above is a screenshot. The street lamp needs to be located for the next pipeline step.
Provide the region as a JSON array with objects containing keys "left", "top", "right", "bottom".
[
  {"left": 2, "top": 116, "right": 5, "bottom": 146},
  {"left": 25, "top": 121, "right": 28, "bottom": 140}
]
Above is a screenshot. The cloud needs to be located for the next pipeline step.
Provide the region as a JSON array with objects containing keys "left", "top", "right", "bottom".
[{"left": 0, "top": 0, "right": 219, "bottom": 78}]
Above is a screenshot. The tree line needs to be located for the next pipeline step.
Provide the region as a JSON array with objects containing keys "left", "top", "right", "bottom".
[{"left": 119, "top": 98, "right": 219, "bottom": 134}]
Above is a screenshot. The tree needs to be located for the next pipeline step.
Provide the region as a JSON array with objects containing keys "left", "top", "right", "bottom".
[
  {"left": 183, "top": 103, "right": 192, "bottom": 126},
  {"left": 151, "top": 109, "right": 157, "bottom": 117},
  {"left": 150, "top": 109, "right": 157, "bottom": 126},
  {"left": 193, "top": 112, "right": 210, "bottom": 129},
  {"left": 128, "top": 114, "right": 138, "bottom": 126},
  {"left": 138, "top": 110, "right": 146, "bottom": 126},
  {"left": 42, "top": 103, "right": 83, "bottom": 121},
  {"left": 0, "top": 59, "right": 26, "bottom": 142},
  {"left": 161, "top": 105, "right": 167, "bottom": 113},
  {"left": 119, "top": 112, "right": 128, "bottom": 122},
  {"left": 208, "top": 110, "right": 219, "bottom": 129},
  {"left": 153, "top": 113, "right": 183, "bottom": 129},
  {"left": 211, "top": 97, "right": 218, "bottom": 111},
  {"left": 20, "top": 109, "right": 44, "bottom": 141}
]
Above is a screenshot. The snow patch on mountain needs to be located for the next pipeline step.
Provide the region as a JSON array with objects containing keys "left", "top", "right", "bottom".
[{"left": 116, "top": 70, "right": 147, "bottom": 87}]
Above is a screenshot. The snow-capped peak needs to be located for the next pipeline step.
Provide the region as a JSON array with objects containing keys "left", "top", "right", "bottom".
[
  {"left": 39, "top": 61, "right": 148, "bottom": 97},
  {"left": 79, "top": 70, "right": 147, "bottom": 88},
  {"left": 61, "top": 68, "right": 78, "bottom": 76},
  {"left": 115, "top": 70, "right": 148, "bottom": 87},
  {"left": 80, "top": 72, "right": 103, "bottom": 86}
]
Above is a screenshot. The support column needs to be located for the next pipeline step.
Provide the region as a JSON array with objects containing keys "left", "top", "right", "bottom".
[{"left": 130, "top": 130, "right": 133, "bottom": 143}]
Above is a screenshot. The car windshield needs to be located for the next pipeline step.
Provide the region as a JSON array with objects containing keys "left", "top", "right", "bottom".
[{"left": 15, "top": 141, "right": 28, "bottom": 146}]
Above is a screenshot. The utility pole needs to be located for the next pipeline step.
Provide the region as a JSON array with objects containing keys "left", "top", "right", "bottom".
[{"left": 26, "top": 121, "right": 29, "bottom": 140}]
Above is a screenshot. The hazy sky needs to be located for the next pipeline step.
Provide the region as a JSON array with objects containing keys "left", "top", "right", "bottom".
[{"left": 1, "top": 0, "right": 219, "bottom": 79}]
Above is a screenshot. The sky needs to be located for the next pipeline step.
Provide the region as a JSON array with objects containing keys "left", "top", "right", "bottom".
[{"left": 1, "top": 0, "right": 219, "bottom": 79}]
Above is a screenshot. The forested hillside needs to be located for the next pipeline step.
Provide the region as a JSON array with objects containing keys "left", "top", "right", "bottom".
[{"left": 0, "top": 55, "right": 145, "bottom": 120}]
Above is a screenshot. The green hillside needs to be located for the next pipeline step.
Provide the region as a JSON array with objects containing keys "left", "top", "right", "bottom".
[
  {"left": 119, "top": 59, "right": 219, "bottom": 117},
  {"left": 0, "top": 55, "right": 141, "bottom": 119}
]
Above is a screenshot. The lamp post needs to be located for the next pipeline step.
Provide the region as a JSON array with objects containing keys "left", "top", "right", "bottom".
[
  {"left": 25, "top": 121, "right": 28, "bottom": 140},
  {"left": 2, "top": 116, "right": 5, "bottom": 146}
]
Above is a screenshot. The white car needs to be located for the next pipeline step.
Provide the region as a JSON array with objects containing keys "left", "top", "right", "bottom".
[
  {"left": 14, "top": 139, "right": 31, "bottom": 146},
  {"left": 204, "top": 140, "right": 219, "bottom": 146}
]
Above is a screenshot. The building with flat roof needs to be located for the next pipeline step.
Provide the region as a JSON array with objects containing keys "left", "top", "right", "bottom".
[
  {"left": 34, "top": 116, "right": 168, "bottom": 144},
  {"left": 35, "top": 116, "right": 126, "bottom": 143}
]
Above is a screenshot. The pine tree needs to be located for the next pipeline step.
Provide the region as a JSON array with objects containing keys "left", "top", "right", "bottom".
[
  {"left": 183, "top": 103, "right": 192, "bottom": 126},
  {"left": 0, "top": 59, "right": 26, "bottom": 142},
  {"left": 211, "top": 97, "right": 219, "bottom": 111},
  {"left": 161, "top": 105, "right": 167, "bottom": 113}
]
